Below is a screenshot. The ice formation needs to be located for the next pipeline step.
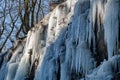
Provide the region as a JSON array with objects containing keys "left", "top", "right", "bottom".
[
  {"left": 104, "top": 0, "right": 120, "bottom": 59},
  {"left": 0, "top": 0, "right": 120, "bottom": 80},
  {"left": 86, "top": 55, "right": 120, "bottom": 80}
]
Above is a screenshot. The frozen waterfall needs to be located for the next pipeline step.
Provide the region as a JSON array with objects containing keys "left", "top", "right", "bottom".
[{"left": 0, "top": 0, "right": 120, "bottom": 80}]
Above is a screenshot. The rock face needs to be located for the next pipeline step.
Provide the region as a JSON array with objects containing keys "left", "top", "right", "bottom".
[{"left": 0, "top": 0, "right": 120, "bottom": 80}]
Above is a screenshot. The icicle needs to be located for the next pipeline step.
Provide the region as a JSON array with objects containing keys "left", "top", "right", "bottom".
[
  {"left": 65, "top": 39, "right": 74, "bottom": 68},
  {"left": 60, "top": 62, "right": 71, "bottom": 80},
  {"left": 8, "top": 44, "right": 23, "bottom": 63},
  {"left": 104, "top": 0, "right": 119, "bottom": 59},
  {"left": 34, "top": 44, "right": 55, "bottom": 80},
  {"left": 6, "top": 44, "right": 24, "bottom": 80},
  {"left": 88, "top": 0, "right": 105, "bottom": 53},
  {"left": 14, "top": 53, "right": 30, "bottom": 80},
  {"left": 74, "top": 42, "right": 96, "bottom": 74},
  {"left": 0, "top": 63, "right": 8, "bottom": 80},
  {"left": 6, "top": 63, "right": 18, "bottom": 80}
]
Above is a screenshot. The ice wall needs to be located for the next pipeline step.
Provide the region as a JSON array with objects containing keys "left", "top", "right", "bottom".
[{"left": 0, "top": 0, "right": 120, "bottom": 80}]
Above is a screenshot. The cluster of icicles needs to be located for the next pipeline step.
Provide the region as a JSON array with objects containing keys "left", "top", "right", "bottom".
[{"left": 0, "top": 0, "right": 120, "bottom": 80}]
